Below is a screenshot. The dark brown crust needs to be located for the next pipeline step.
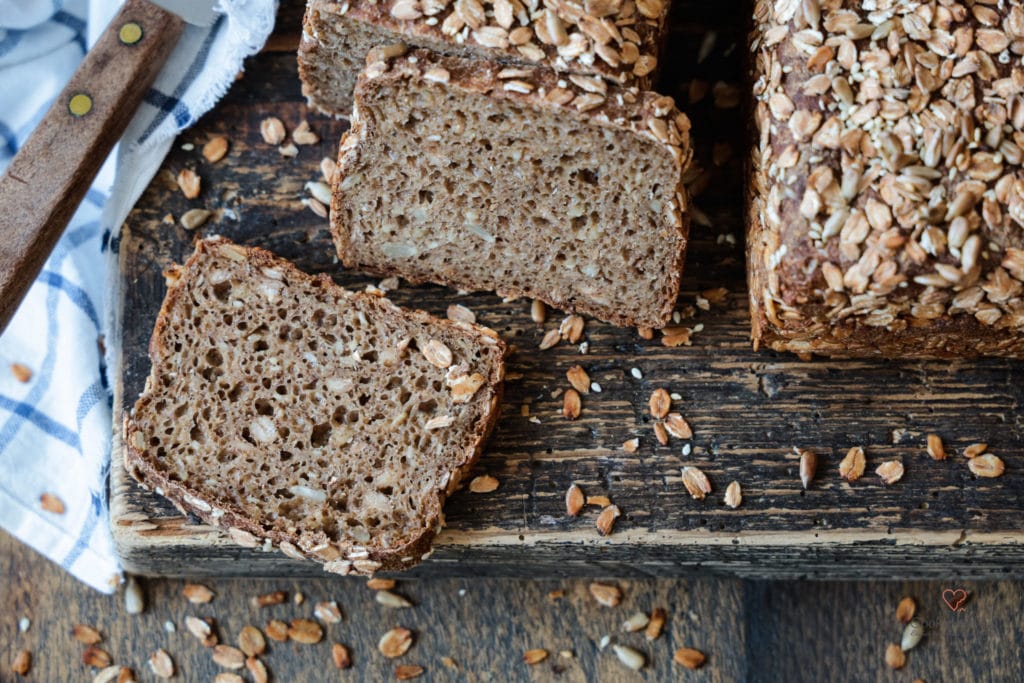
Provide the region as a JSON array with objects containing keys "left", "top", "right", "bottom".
[
  {"left": 124, "top": 237, "right": 506, "bottom": 575},
  {"left": 297, "top": 0, "right": 670, "bottom": 117},
  {"left": 330, "top": 47, "right": 692, "bottom": 329},
  {"left": 747, "top": 0, "right": 1024, "bottom": 359}
]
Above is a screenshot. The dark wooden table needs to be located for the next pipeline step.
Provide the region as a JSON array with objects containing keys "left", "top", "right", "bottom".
[{"left": 3, "top": 529, "right": 1023, "bottom": 681}]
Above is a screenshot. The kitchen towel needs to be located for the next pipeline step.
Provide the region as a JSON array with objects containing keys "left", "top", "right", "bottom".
[{"left": 0, "top": 0, "right": 276, "bottom": 593}]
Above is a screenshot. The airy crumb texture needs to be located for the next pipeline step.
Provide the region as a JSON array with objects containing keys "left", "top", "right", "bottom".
[
  {"left": 332, "top": 48, "right": 691, "bottom": 328},
  {"left": 124, "top": 238, "right": 505, "bottom": 575},
  {"left": 748, "top": 0, "right": 1024, "bottom": 358},
  {"left": 297, "top": 0, "right": 671, "bottom": 117}
]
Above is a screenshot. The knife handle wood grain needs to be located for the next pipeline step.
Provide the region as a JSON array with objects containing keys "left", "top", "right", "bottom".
[{"left": 0, "top": 0, "right": 184, "bottom": 334}]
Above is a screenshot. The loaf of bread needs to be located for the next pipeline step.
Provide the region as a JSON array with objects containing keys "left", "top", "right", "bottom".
[
  {"left": 748, "top": 0, "right": 1024, "bottom": 358},
  {"left": 298, "top": 0, "right": 671, "bottom": 117},
  {"left": 124, "top": 238, "right": 505, "bottom": 575},
  {"left": 331, "top": 47, "right": 692, "bottom": 329}
]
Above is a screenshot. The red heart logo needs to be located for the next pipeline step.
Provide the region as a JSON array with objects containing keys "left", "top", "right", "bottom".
[{"left": 942, "top": 588, "right": 968, "bottom": 611}]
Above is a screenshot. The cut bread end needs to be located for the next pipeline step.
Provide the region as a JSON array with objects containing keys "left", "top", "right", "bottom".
[
  {"left": 124, "top": 238, "right": 505, "bottom": 575},
  {"left": 331, "top": 47, "right": 692, "bottom": 329}
]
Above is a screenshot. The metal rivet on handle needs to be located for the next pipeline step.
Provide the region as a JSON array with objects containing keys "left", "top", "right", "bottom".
[
  {"left": 68, "top": 93, "right": 93, "bottom": 117},
  {"left": 118, "top": 22, "right": 143, "bottom": 45}
]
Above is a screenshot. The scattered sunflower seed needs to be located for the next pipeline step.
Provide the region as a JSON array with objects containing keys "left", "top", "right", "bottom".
[
  {"left": 260, "top": 117, "right": 286, "bottom": 145},
  {"left": 376, "top": 591, "right": 413, "bottom": 608},
  {"left": 202, "top": 136, "right": 229, "bottom": 163},
  {"left": 238, "top": 625, "right": 265, "bottom": 656},
  {"left": 839, "top": 446, "right": 866, "bottom": 481},
  {"left": 901, "top": 619, "right": 924, "bottom": 652},
  {"left": 682, "top": 466, "right": 711, "bottom": 500},
  {"left": 724, "top": 480, "right": 742, "bottom": 508},
  {"left": 885, "top": 643, "right": 906, "bottom": 669},
  {"left": 530, "top": 299, "right": 547, "bottom": 323},
  {"left": 332, "top": 643, "right": 352, "bottom": 669},
  {"left": 124, "top": 576, "right": 144, "bottom": 614},
  {"left": 596, "top": 504, "right": 621, "bottom": 536},
  {"left": 314, "top": 601, "right": 342, "bottom": 624},
  {"left": 927, "top": 434, "right": 946, "bottom": 460},
  {"left": 176, "top": 168, "right": 200, "bottom": 199},
  {"left": 523, "top": 649, "right": 548, "bottom": 664},
  {"left": 264, "top": 620, "right": 288, "bottom": 642},
  {"left": 395, "top": 664, "right": 425, "bottom": 680},
  {"left": 645, "top": 608, "right": 666, "bottom": 640},
  {"left": 612, "top": 645, "right": 645, "bottom": 671},
  {"left": 565, "top": 483, "right": 585, "bottom": 516},
  {"left": 252, "top": 591, "right": 286, "bottom": 608},
  {"left": 563, "top": 388, "right": 582, "bottom": 420},
  {"left": 649, "top": 388, "right": 671, "bottom": 418},
  {"left": 11, "top": 649, "right": 30, "bottom": 675},
  {"left": 876, "top": 460, "right": 905, "bottom": 485},
  {"left": 245, "top": 657, "right": 268, "bottom": 683},
  {"left": 968, "top": 454, "right": 1004, "bottom": 478},
  {"left": 664, "top": 413, "right": 692, "bottom": 439},
  {"left": 10, "top": 363, "right": 31, "bottom": 382},
  {"left": 183, "top": 583, "right": 215, "bottom": 604},
  {"left": 212, "top": 645, "right": 246, "bottom": 670},
  {"left": 39, "top": 492, "right": 65, "bottom": 514},
  {"left": 148, "top": 649, "right": 174, "bottom": 679},
  {"left": 589, "top": 582, "right": 622, "bottom": 607},
  {"left": 963, "top": 443, "right": 987, "bottom": 459},
  {"left": 288, "top": 619, "right": 323, "bottom": 644},
  {"left": 896, "top": 596, "right": 916, "bottom": 624},
  {"left": 180, "top": 208, "right": 212, "bottom": 230},
  {"left": 469, "top": 475, "right": 499, "bottom": 493},
  {"left": 379, "top": 628, "right": 414, "bottom": 658},
  {"left": 674, "top": 647, "right": 706, "bottom": 669},
  {"left": 622, "top": 611, "right": 650, "bottom": 632},
  {"left": 566, "top": 365, "right": 591, "bottom": 394},
  {"left": 798, "top": 449, "right": 817, "bottom": 489}
]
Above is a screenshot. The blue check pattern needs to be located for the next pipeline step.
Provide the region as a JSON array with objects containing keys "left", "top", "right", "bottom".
[{"left": 0, "top": 0, "right": 276, "bottom": 592}]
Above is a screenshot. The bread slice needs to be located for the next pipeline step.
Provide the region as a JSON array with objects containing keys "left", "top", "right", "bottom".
[
  {"left": 298, "top": 0, "right": 672, "bottom": 117},
  {"left": 123, "top": 238, "right": 505, "bottom": 575},
  {"left": 331, "top": 48, "right": 693, "bottom": 329}
]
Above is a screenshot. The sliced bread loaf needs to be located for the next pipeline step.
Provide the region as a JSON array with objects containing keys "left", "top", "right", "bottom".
[
  {"left": 298, "top": 0, "right": 671, "bottom": 117},
  {"left": 124, "top": 238, "right": 506, "bottom": 575},
  {"left": 331, "top": 48, "right": 693, "bottom": 329}
]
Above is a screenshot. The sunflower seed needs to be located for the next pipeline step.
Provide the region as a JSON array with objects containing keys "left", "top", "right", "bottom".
[
  {"left": 613, "top": 645, "right": 645, "bottom": 670},
  {"left": 124, "top": 577, "right": 144, "bottom": 614},
  {"left": 622, "top": 611, "right": 650, "bottom": 632},
  {"left": 376, "top": 591, "right": 413, "bottom": 608},
  {"left": 901, "top": 619, "right": 924, "bottom": 651},
  {"left": 798, "top": 449, "right": 816, "bottom": 489}
]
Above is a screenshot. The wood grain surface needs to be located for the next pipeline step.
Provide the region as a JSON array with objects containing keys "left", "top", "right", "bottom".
[
  {"left": 5, "top": 529, "right": 1024, "bottom": 682},
  {"left": 0, "top": 0, "right": 183, "bottom": 332},
  {"left": 110, "top": 0, "right": 1024, "bottom": 579}
]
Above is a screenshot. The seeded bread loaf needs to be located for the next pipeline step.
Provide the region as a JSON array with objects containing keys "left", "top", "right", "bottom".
[
  {"left": 748, "top": 0, "right": 1024, "bottom": 358},
  {"left": 331, "top": 48, "right": 692, "bottom": 329},
  {"left": 298, "top": 0, "right": 671, "bottom": 117},
  {"left": 124, "top": 238, "right": 505, "bottom": 575}
]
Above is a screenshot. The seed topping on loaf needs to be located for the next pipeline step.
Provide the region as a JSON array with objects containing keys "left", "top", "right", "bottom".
[{"left": 750, "top": 0, "right": 1024, "bottom": 356}]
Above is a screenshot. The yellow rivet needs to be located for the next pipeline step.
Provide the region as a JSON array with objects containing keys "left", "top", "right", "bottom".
[
  {"left": 68, "top": 93, "right": 93, "bottom": 117},
  {"left": 119, "top": 22, "right": 143, "bottom": 45}
]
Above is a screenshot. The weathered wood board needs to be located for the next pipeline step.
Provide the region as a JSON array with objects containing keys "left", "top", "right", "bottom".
[{"left": 111, "top": 0, "right": 1024, "bottom": 579}]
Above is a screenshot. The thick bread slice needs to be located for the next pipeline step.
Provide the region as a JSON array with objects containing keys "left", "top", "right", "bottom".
[
  {"left": 298, "top": 0, "right": 671, "bottom": 117},
  {"left": 124, "top": 238, "right": 505, "bottom": 575},
  {"left": 331, "top": 48, "right": 693, "bottom": 329}
]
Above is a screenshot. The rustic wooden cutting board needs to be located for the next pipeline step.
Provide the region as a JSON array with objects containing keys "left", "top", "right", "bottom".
[{"left": 110, "top": 0, "right": 1024, "bottom": 579}]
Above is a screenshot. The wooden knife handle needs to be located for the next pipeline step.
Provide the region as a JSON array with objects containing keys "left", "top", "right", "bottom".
[{"left": 0, "top": 0, "right": 184, "bottom": 334}]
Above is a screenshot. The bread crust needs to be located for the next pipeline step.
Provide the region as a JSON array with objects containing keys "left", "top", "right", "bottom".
[
  {"left": 747, "top": 0, "right": 1024, "bottom": 359},
  {"left": 124, "top": 237, "right": 506, "bottom": 575},
  {"left": 298, "top": 0, "right": 671, "bottom": 117},
  {"left": 331, "top": 47, "right": 692, "bottom": 328}
]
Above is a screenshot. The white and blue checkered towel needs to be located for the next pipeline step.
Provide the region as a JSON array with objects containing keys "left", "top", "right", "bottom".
[{"left": 0, "top": 0, "right": 276, "bottom": 593}]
